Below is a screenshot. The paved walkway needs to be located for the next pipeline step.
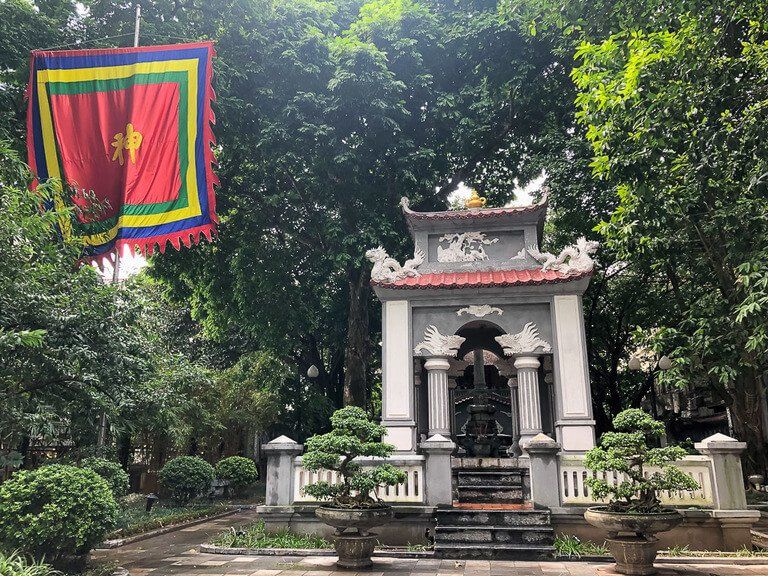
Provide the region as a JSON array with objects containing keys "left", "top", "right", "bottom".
[{"left": 94, "top": 514, "right": 768, "bottom": 576}]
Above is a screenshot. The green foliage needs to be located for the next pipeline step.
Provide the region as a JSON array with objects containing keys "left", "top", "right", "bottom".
[
  {"left": 0, "top": 143, "right": 160, "bottom": 465},
  {"left": 584, "top": 410, "right": 699, "bottom": 512},
  {"left": 0, "top": 551, "right": 60, "bottom": 576},
  {"left": 301, "top": 406, "right": 405, "bottom": 507},
  {"left": 0, "top": 465, "right": 118, "bottom": 561},
  {"left": 570, "top": 4, "right": 768, "bottom": 472},
  {"left": 158, "top": 456, "right": 215, "bottom": 505},
  {"left": 215, "top": 456, "right": 260, "bottom": 496},
  {"left": 80, "top": 458, "right": 130, "bottom": 499},
  {"left": 211, "top": 520, "right": 330, "bottom": 549},
  {"left": 553, "top": 534, "right": 609, "bottom": 558}
]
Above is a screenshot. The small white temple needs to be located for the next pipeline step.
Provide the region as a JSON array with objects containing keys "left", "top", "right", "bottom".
[
  {"left": 366, "top": 193, "right": 599, "bottom": 455},
  {"left": 261, "top": 191, "right": 757, "bottom": 554}
]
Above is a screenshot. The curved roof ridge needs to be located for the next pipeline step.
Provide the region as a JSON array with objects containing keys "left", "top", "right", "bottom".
[{"left": 399, "top": 194, "right": 548, "bottom": 221}]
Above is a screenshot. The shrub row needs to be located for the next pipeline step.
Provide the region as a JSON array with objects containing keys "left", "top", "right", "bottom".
[{"left": 0, "top": 455, "right": 259, "bottom": 567}]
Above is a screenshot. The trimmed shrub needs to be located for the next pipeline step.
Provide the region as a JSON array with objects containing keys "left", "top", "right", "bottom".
[
  {"left": 158, "top": 456, "right": 214, "bottom": 505},
  {"left": 215, "top": 456, "right": 259, "bottom": 496},
  {"left": 0, "top": 464, "right": 118, "bottom": 562},
  {"left": 80, "top": 457, "right": 130, "bottom": 498}
]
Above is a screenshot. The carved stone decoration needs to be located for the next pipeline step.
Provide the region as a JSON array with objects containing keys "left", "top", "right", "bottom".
[
  {"left": 437, "top": 232, "right": 499, "bottom": 262},
  {"left": 456, "top": 304, "right": 503, "bottom": 318},
  {"left": 527, "top": 236, "right": 599, "bottom": 275},
  {"left": 495, "top": 322, "right": 552, "bottom": 356},
  {"left": 365, "top": 246, "right": 425, "bottom": 283},
  {"left": 510, "top": 247, "right": 527, "bottom": 260},
  {"left": 414, "top": 325, "right": 466, "bottom": 357}
]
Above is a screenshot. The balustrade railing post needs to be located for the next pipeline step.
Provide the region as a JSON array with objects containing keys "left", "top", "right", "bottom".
[
  {"left": 262, "top": 435, "right": 303, "bottom": 506},
  {"left": 695, "top": 433, "right": 760, "bottom": 550},
  {"left": 421, "top": 434, "right": 455, "bottom": 506},
  {"left": 524, "top": 433, "right": 561, "bottom": 509}
]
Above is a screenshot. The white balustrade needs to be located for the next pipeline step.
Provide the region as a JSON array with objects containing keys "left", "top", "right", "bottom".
[
  {"left": 292, "top": 455, "right": 426, "bottom": 504},
  {"left": 558, "top": 454, "right": 715, "bottom": 507}
]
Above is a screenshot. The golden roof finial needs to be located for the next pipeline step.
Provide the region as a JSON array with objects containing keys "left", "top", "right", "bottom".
[{"left": 464, "top": 188, "right": 487, "bottom": 209}]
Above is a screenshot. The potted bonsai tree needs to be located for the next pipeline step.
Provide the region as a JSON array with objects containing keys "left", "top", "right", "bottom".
[
  {"left": 583, "top": 409, "right": 699, "bottom": 575},
  {"left": 302, "top": 406, "right": 406, "bottom": 569}
]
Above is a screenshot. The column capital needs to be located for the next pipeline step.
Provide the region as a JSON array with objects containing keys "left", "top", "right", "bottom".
[
  {"left": 694, "top": 433, "right": 747, "bottom": 456},
  {"left": 424, "top": 357, "right": 451, "bottom": 371},
  {"left": 523, "top": 432, "right": 561, "bottom": 455},
  {"left": 514, "top": 355, "right": 541, "bottom": 370},
  {"left": 421, "top": 433, "right": 456, "bottom": 454},
  {"left": 263, "top": 435, "right": 303, "bottom": 455}
]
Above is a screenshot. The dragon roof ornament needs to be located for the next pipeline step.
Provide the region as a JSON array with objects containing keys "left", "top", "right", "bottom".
[{"left": 527, "top": 236, "right": 598, "bottom": 276}]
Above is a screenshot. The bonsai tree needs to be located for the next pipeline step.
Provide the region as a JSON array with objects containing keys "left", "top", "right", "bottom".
[
  {"left": 585, "top": 409, "right": 699, "bottom": 512},
  {"left": 302, "top": 406, "right": 406, "bottom": 508}
]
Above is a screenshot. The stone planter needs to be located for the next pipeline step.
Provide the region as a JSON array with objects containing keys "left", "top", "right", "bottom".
[
  {"left": 315, "top": 506, "right": 394, "bottom": 568},
  {"left": 584, "top": 506, "right": 683, "bottom": 575},
  {"left": 315, "top": 505, "right": 393, "bottom": 536}
]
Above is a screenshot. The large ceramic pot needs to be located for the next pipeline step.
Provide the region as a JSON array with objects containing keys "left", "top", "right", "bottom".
[
  {"left": 584, "top": 507, "right": 683, "bottom": 576},
  {"left": 315, "top": 506, "right": 394, "bottom": 569}
]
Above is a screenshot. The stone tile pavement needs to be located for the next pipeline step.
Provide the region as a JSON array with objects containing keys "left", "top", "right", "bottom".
[{"left": 93, "top": 512, "right": 768, "bottom": 576}]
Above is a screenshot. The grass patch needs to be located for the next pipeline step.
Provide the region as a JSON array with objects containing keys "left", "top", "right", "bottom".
[
  {"left": 108, "top": 499, "right": 227, "bottom": 539},
  {"left": 554, "top": 534, "right": 609, "bottom": 558},
  {"left": 211, "top": 520, "right": 331, "bottom": 549}
]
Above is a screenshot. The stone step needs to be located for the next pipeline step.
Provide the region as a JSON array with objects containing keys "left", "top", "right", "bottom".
[
  {"left": 456, "top": 470, "right": 524, "bottom": 487},
  {"left": 435, "top": 525, "right": 554, "bottom": 546},
  {"left": 435, "top": 508, "right": 551, "bottom": 527},
  {"left": 434, "top": 543, "right": 555, "bottom": 560},
  {"left": 455, "top": 485, "right": 524, "bottom": 503}
]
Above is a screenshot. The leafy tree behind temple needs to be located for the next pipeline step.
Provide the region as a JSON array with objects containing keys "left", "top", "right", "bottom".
[
  {"left": 141, "top": 0, "right": 569, "bottom": 409},
  {"left": 569, "top": 4, "right": 768, "bottom": 472}
]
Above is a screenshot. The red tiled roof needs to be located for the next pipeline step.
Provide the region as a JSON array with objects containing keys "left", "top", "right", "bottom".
[{"left": 372, "top": 268, "right": 591, "bottom": 289}]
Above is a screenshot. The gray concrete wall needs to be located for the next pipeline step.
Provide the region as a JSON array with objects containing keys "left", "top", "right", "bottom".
[
  {"left": 411, "top": 303, "right": 553, "bottom": 356},
  {"left": 257, "top": 505, "right": 435, "bottom": 547}
]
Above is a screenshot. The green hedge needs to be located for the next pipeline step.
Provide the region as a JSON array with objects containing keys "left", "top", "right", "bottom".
[
  {"left": 158, "top": 456, "right": 214, "bottom": 505},
  {"left": 0, "top": 465, "right": 118, "bottom": 562},
  {"left": 80, "top": 457, "right": 130, "bottom": 498},
  {"left": 215, "top": 456, "right": 259, "bottom": 496}
]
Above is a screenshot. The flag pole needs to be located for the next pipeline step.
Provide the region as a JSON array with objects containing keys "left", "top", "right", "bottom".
[
  {"left": 112, "top": 3, "right": 141, "bottom": 284},
  {"left": 133, "top": 3, "right": 141, "bottom": 48}
]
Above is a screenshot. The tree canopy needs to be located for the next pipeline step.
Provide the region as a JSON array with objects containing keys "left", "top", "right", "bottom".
[{"left": 1, "top": 0, "right": 767, "bottom": 475}]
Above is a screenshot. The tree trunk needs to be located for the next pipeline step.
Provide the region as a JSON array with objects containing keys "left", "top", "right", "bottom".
[
  {"left": 343, "top": 265, "right": 370, "bottom": 407},
  {"left": 728, "top": 369, "right": 768, "bottom": 476}
]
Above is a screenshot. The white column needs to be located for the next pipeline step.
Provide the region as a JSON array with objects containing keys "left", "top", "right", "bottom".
[
  {"left": 382, "top": 300, "right": 416, "bottom": 451},
  {"left": 515, "top": 355, "right": 543, "bottom": 448},
  {"left": 424, "top": 357, "right": 451, "bottom": 437},
  {"left": 552, "top": 295, "right": 596, "bottom": 451}
]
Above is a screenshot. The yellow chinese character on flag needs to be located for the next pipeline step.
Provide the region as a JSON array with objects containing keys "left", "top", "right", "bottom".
[{"left": 111, "top": 123, "right": 143, "bottom": 166}]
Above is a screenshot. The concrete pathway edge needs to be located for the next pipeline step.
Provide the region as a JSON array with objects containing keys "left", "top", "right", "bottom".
[
  {"left": 200, "top": 542, "right": 768, "bottom": 565},
  {"left": 98, "top": 508, "right": 242, "bottom": 549}
]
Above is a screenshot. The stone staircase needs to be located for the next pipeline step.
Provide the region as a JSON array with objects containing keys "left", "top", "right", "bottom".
[
  {"left": 456, "top": 469, "right": 524, "bottom": 503},
  {"left": 434, "top": 508, "right": 555, "bottom": 559},
  {"left": 433, "top": 460, "right": 554, "bottom": 559}
]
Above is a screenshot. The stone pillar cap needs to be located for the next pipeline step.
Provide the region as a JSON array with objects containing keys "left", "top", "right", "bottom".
[
  {"left": 694, "top": 432, "right": 747, "bottom": 453},
  {"left": 514, "top": 356, "right": 541, "bottom": 370},
  {"left": 522, "top": 432, "right": 561, "bottom": 454},
  {"left": 263, "top": 435, "right": 304, "bottom": 453},
  {"left": 420, "top": 433, "right": 456, "bottom": 452},
  {"left": 424, "top": 357, "right": 452, "bottom": 370}
]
